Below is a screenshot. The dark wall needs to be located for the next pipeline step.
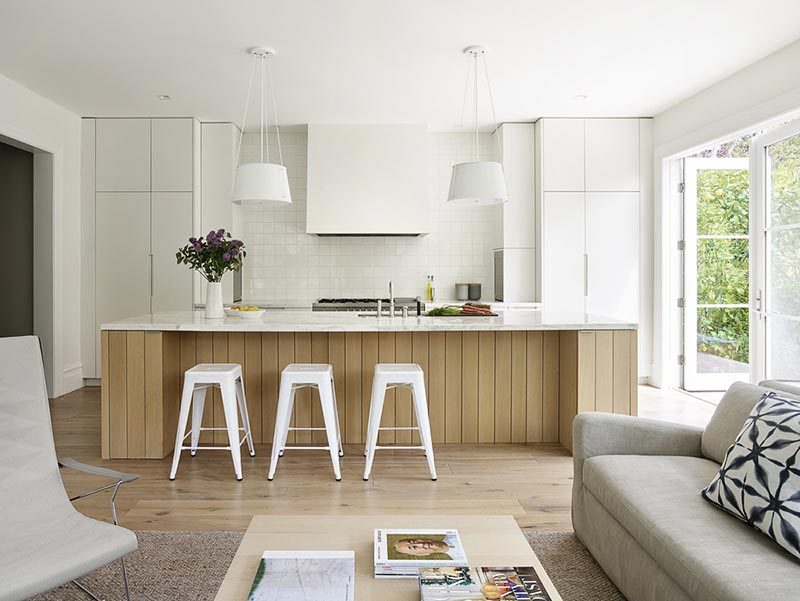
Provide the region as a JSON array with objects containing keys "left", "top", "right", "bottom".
[{"left": 0, "top": 141, "right": 34, "bottom": 336}]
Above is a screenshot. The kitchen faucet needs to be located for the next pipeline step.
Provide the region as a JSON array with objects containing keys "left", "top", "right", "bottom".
[{"left": 388, "top": 280, "right": 395, "bottom": 317}]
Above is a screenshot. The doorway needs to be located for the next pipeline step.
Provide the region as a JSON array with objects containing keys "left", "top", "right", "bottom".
[
  {"left": 751, "top": 120, "right": 800, "bottom": 385},
  {"left": 683, "top": 153, "right": 751, "bottom": 391}
]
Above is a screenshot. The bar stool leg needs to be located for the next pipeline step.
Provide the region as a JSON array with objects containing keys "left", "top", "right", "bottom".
[
  {"left": 170, "top": 379, "right": 196, "bottom": 480},
  {"left": 220, "top": 379, "right": 243, "bottom": 481},
  {"left": 330, "top": 376, "right": 344, "bottom": 457},
  {"left": 319, "top": 380, "right": 342, "bottom": 481},
  {"left": 268, "top": 378, "right": 294, "bottom": 480},
  {"left": 278, "top": 386, "right": 297, "bottom": 458},
  {"left": 411, "top": 377, "right": 437, "bottom": 481},
  {"left": 235, "top": 377, "right": 256, "bottom": 457},
  {"left": 363, "top": 378, "right": 386, "bottom": 481},
  {"left": 190, "top": 386, "right": 207, "bottom": 456}
]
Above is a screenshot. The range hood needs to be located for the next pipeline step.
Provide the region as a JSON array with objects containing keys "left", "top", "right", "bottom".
[{"left": 306, "top": 125, "right": 430, "bottom": 236}]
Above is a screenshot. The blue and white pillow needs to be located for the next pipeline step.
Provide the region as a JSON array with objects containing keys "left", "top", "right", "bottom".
[{"left": 702, "top": 392, "right": 800, "bottom": 560}]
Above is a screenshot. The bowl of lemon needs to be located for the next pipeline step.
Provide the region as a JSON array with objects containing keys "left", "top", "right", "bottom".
[{"left": 225, "top": 305, "right": 265, "bottom": 319}]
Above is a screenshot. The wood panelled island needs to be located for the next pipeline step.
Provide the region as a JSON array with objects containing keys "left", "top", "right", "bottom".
[{"left": 100, "top": 311, "right": 638, "bottom": 459}]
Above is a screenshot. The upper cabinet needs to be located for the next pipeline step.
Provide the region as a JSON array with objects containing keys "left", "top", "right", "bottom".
[
  {"left": 306, "top": 125, "right": 429, "bottom": 235},
  {"left": 540, "top": 119, "right": 585, "bottom": 192},
  {"left": 151, "top": 118, "right": 194, "bottom": 191},
  {"left": 584, "top": 119, "right": 639, "bottom": 192},
  {"left": 95, "top": 119, "right": 150, "bottom": 191}
]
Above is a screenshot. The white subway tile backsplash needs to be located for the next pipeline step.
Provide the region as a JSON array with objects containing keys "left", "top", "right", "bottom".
[{"left": 233, "top": 130, "right": 500, "bottom": 305}]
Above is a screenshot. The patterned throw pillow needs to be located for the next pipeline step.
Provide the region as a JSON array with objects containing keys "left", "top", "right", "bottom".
[{"left": 702, "top": 392, "right": 800, "bottom": 560}]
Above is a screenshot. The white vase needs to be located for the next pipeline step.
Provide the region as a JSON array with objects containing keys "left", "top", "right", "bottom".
[{"left": 205, "top": 281, "right": 224, "bottom": 319}]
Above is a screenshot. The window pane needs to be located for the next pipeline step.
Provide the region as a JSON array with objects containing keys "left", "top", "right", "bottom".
[
  {"left": 768, "top": 133, "right": 800, "bottom": 227},
  {"left": 697, "top": 238, "right": 748, "bottom": 304},
  {"left": 696, "top": 168, "right": 749, "bottom": 235},
  {"left": 768, "top": 227, "right": 800, "bottom": 316},
  {"left": 697, "top": 307, "right": 749, "bottom": 372},
  {"left": 767, "top": 315, "right": 800, "bottom": 381}
]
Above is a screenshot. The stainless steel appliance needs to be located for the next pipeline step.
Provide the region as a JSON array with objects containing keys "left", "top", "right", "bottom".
[{"left": 312, "top": 297, "right": 424, "bottom": 314}]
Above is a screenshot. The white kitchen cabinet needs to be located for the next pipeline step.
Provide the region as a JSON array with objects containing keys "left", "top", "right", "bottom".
[
  {"left": 95, "top": 119, "right": 150, "bottom": 191},
  {"left": 540, "top": 192, "right": 586, "bottom": 313},
  {"left": 95, "top": 192, "right": 151, "bottom": 373},
  {"left": 541, "top": 119, "right": 585, "bottom": 192},
  {"left": 586, "top": 192, "right": 639, "bottom": 321},
  {"left": 151, "top": 118, "right": 194, "bottom": 192},
  {"left": 585, "top": 119, "right": 639, "bottom": 191},
  {"left": 151, "top": 192, "right": 193, "bottom": 312}
]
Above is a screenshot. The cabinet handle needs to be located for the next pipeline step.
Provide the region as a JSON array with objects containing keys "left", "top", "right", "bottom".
[
  {"left": 149, "top": 254, "right": 154, "bottom": 298},
  {"left": 584, "top": 254, "right": 588, "bottom": 297}
]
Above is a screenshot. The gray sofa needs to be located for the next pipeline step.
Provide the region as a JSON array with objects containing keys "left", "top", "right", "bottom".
[{"left": 572, "top": 380, "right": 800, "bottom": 601}]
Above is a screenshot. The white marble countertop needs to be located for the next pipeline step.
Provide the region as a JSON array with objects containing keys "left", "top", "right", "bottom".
[{"left": 101, "top": 310, "right": 637, "bottom": 332}]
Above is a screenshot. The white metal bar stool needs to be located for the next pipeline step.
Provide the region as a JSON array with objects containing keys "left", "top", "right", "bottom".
[
  {"left": 169, "top": 363, "right": 255, "bottom": 481},
  {"left": 268, "top": 364, "right": 344, "bottom": 481},
  {"left": 363, "top": 363, "right": 437, "bottom": 481}
]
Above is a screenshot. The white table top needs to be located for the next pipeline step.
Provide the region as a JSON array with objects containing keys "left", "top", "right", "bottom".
[
  {"left": 214, "top": 515, "right": 562, "bottom": 601},
  {"left": 101, "top": 310, "right": 637, "bottom": 332}
]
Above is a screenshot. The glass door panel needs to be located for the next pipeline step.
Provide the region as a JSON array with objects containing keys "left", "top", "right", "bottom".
[{"left": 684, "top": 157, "right": 750, "bottom": 390}]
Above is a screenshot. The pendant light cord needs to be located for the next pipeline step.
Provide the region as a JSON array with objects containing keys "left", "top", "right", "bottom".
[
  {"left": 267, "top": 58, "right": 285, "bottom": 167},
  {"left": 482, "top": 54, "right": 503, "bottom": 163},
  {"left": 473, "top": 51, "right": 479, "bottom": 161},
  {"left": 233, "top": 53, "right": 258, "bottom": 182}
]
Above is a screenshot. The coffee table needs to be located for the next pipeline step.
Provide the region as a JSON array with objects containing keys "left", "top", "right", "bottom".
[{"left": 214, "top": 514, "right": 561, "bottom": 600}]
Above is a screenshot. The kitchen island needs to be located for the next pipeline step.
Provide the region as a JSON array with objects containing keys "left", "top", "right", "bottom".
[{"left": 100, "top": 311, "right": 638, "bottom": 459}]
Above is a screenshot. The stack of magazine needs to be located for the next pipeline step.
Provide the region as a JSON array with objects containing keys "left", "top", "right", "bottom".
[
  {"left": 419, "top": 565, "right": 552, "bottom": 601},
  {"left": 246, "top": 550, "right": 355, "bottom": 601},
  {"left": 373, "top": 529, "right": 467, "bottom": 578}
]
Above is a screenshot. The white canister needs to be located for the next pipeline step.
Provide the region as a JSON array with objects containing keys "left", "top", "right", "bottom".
[{"left": 455, "top": 283, "right": 469, "bottom": 301}]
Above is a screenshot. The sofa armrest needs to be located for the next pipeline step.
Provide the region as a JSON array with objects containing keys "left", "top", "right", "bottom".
[{"left": 573, "top": 413, "right": 704, "bottom": 464}]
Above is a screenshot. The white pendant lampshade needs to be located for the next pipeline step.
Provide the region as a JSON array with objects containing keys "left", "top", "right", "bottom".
[
  {"left": 448, "top": 161, "right": 507, "bottom": 205},
  {"left": 232, "top": 163, "right": 291, "bottom": 205},
  {"left": 446, "top": 45, "right": 508, "bottom": 206},
  {"left": 232, "top": 47, "right": 292, "bottom": 206}
]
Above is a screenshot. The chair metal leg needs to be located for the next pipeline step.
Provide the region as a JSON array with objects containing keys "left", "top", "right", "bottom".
[{"left": 70, "top": 555, "right": 132, "bottom": 601}]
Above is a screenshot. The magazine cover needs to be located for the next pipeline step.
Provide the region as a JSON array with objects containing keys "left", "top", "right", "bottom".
[
  {"left": 246, "top": 550, "right": 355, "bottom": 601},
  {"left": 419, "top": 566, "right": 552, "bottom": 601},
  {"left": 374, "top": 529, "right": 467, "bottom": 566}
]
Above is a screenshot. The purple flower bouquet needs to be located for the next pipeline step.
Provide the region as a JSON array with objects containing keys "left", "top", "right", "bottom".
[{"left": 176, "top": 229, "right": 246, "bottom": 283}]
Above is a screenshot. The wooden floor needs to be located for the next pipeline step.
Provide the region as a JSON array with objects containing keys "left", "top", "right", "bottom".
[{"left": 52, "top": 387, "right": 575, "bottom": 532}]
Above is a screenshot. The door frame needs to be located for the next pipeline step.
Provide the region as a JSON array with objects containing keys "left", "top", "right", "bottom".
[{"left": 749, "top": 118, "right": 800, "bottom": 383}]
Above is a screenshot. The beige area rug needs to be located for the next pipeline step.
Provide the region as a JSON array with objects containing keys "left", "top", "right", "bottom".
[{"left": 29, "top": 529, "right": 625, "bottom": 601}]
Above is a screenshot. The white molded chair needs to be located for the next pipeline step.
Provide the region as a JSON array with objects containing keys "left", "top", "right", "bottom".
[
  {"left": 0, "top": 336, "right": 139, "bottom": 601},
  {"left": 170, "top": 363, "right": 255, "bottom": 481},
  {"left": 363, "top": 363, "right": 437, "bottom": 481},
  {"left": 268, "top": 364, "right": 343, "bottom": 481}
]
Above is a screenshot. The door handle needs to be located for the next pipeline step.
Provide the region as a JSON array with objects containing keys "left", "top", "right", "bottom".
[{"left": 584, "top": 254, "right": 588, "bottom": 297}]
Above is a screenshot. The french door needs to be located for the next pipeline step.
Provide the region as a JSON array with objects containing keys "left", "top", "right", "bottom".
[
  {"left": 751, "top": 120, "right": 800, "bottom": 384},
  {"left": 684, "top": 158, "right": 750, "bottom": 390}
]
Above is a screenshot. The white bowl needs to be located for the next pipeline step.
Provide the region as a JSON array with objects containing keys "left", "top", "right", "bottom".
[
  {"left": 224, "top": 308, "right": 240, "bottom": 317},
  {"left": 237, "top": 309, "right": 265, "bottom": 319}
]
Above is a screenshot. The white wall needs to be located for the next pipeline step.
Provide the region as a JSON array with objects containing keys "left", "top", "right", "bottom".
[
  {"left": 651, "top": 39, "right": 800, "bottom": 387},
  {"left": 0, "top": 71, "right": 83, "bottom": 396},
  {"left": 235, "top": 130, "right": 501, "bottom": 305}
]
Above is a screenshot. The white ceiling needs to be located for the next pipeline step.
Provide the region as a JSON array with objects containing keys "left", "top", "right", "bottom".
[{"left": 1, "top": 1, "right": 800, "bottom": 130}]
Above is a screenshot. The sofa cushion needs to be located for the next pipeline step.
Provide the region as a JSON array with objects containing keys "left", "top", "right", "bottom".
[
  {"left": 583, "top": 455, "right": 800, "bottom": 601},
  {"left": 702, "top": 382, "right": 800, "bottom": 463},
  {"left": 703, "top": 392, "right": 800, "bottom": 561}
]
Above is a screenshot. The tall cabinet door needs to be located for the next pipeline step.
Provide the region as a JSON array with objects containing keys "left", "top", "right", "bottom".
[
  {"left": 586, "top": 192, "right": 639, "bottom": 321},
  {"left": 95, "top": 192, "right": 151, "bottom": 371},
  {"left": 151, "top": 192, "right": 193, "bottom": 313},
  {"left": 541, "top": 192, "right": 586, "bottom": 313}
]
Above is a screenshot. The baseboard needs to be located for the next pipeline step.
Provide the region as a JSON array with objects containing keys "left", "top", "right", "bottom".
[
  {"left": 83, "top": 378, "right": 101, "bottom": 387},
  {"left": 62, "top": 362, "right": 84, "bottom": 394}
]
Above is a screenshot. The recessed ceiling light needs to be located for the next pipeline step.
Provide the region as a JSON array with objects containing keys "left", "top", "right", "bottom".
[
  {"left": 157, "top": 94, "right": 172, "bottom": 101},
  {"left": 574, "top": 93, "right": 588, "bottom": 101}
]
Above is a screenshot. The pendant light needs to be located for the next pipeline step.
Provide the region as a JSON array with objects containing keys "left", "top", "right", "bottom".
[
  {"left": 232, "top": 47, "right": 292, "bottom": 206},
  {"left": 447, "top": 45, "right": 508, "bottom": 206}
]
